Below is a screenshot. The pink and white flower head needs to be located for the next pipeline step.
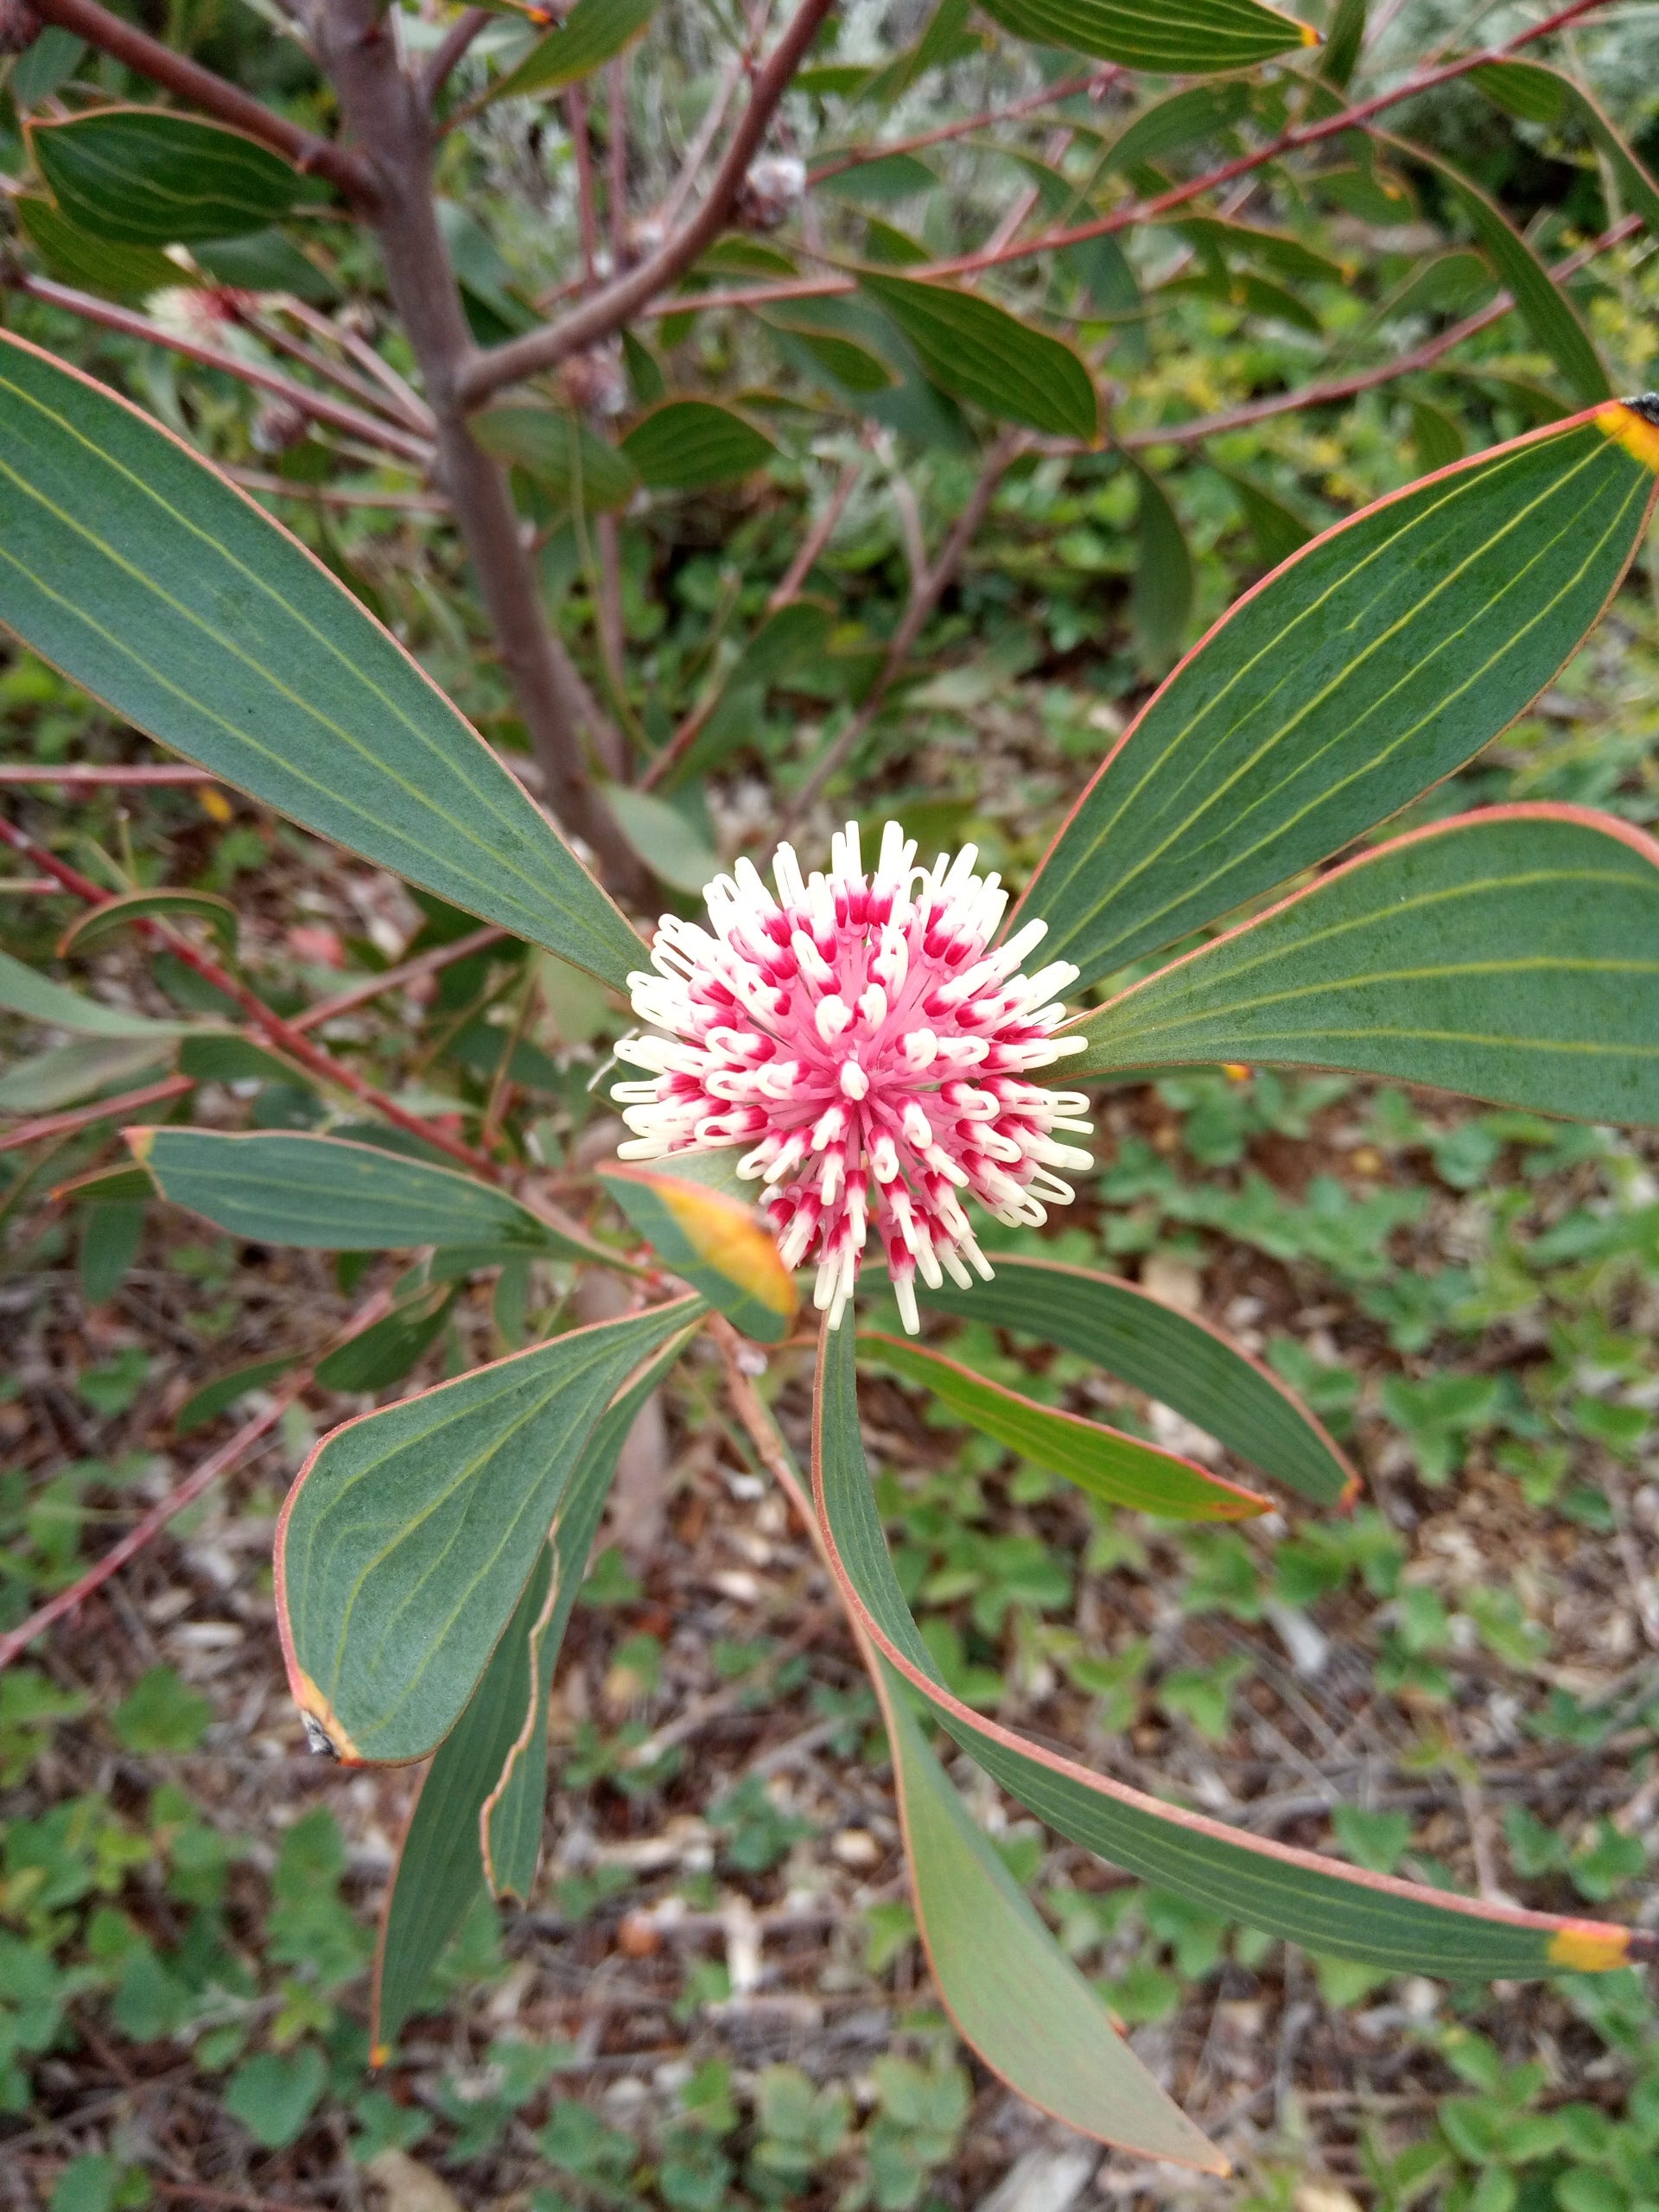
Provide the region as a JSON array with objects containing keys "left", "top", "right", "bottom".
[{"left": 613, "top": 823, "right": 1093, "bottom": 1333}]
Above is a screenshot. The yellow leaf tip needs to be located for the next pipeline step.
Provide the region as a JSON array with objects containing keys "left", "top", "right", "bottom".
[
  {"left": 1548, "top": 1919, "right": 1632, "bottom": 1972},
  {"left": 1597, "top": 396, "right": 1659, "bottom": 475},
  {"left": 369, "top": 2042, "right": 391, "bottom": 2069},
  {"left": 1300, "top": 18, "right": 1321, "bottom": 42},
  {"left": 123, "top": 1126, "right": 156, "bottom": 1165}
]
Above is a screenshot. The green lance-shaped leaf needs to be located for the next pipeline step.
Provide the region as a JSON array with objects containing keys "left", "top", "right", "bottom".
[
  {"left": 1071, "top": 807, "right": 1659, "bottom": 1127},
  {"left": 0, "top": 944, "right": 192, "bottom": 1039},
  {"left": 1016, "top": 405, "right": 1659, "bottom": 988},
  {"left": 874, "top": 1657, "right": 1224, "bottom": 2169},
  {"left": 14, "top": 194, "right": 185, "bottom": 301},
  {"left": 472, "top": 405, "right": 639, "bottom": 513},
  {"left": 1470, "top": 62, "right": 1659, "bottom": 244},
  {"left": 917, "top": 1254, "right": 1354, "bottom": 1505},
  {"left": 860, "top": 1334, "right": 1269, "bottom": 1519},
  {"left": 29, "top": 108, "right": 323, "bottom": 245},
  {"left": 0, "top": 1034, "right": 176, "bottom": 1114},
  {"left": 60, "top": 889, "right": 238, "bottom": 963},
  {"left": 621, "top": 400, "right": 778, "bottom": 489},
  {"left": 0, "top": 332, "right": 643, "bottom": 990},
  {"left": 1130, "top": 462, "right": 1192, "bottom": 668},
  {"left": 599, "top": 1155, "right": 799, "bottom": 1343},
  {"left": 130, "top": 1128, "right": 607, "bottom": 1262},
  {"left": 488, "top": 0, "right": 658, "bottom": 103},
  {"left": 1385, "top": 136, "right": 1608, "bottom": 408},
  {"left": 814, "top": 1320, "right": 1651, "bottom": 1978},
  {"left": 974, "top": 0, "right": 1313, "bottom": 73},
  {"left": 370, "top": 1331, "right": 688, "bottom": 2055},
  {"left": 860, "top": 273, "right": 1097, "bottom": 441},
  {"left": 276, "top": 1294, "right": 702, "bottom": 1764}
]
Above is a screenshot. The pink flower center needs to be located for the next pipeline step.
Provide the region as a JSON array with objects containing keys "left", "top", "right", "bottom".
[{"left": 614, "top": 823, "right": 1092, "bottom": 1330}]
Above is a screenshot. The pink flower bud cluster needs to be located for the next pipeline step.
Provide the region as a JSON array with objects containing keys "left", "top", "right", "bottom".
[{"left": 614, "top": 823, "right": 1093, "bottom": 1332}]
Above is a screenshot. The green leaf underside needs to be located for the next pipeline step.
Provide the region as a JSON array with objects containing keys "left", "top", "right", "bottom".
[
  {"left": 371, "top": 1327, "right": 687, "bottom": 2051},
  {"left": 31, "top": 109, "right": 315, "bottom": 245},
  {"left": 278, "top": 1295, "right": 702, "bottom": 1765},
  {"left": 598, "top": 1163, "right": 797, "bottom": 1343},
  {"left": 135, "top": 1128, "right": 598, "bottom": 1260},
  {"left": 60, "top": 888, "right": 238, "bottom": 961},
  {"left": 484, "top": 1338, "right": 690, "bottom": 1897},
  {"left": 489, "top": 0, "right": 658, "bottom": 102},
  {"left": 1072, "top": 808, "right": 1659, "bottom": 1126},
  {"left": 1470, "top": 62, "right": 1659, "bottom": 240},
  {"left": 1389, "top": 137, "right": 1609, "bottom": 407},
  {"left": 975, "top": 0, "right": 1309, "bottom": 71},
  {"left": 620, "top": 400, "right": 778, "bottom": 488},
  {"left": 0, "top": 333, "right": 643, "bottom": 989},
  {"left": 817, "top": 1324, "right": 1630, "bottom": 1975},
  {"left": 876, "top": 1661, "right": 1224, "bottom": 2169},
  {"left": 1019, "top": 416, "right": 1655, "bottom": 988},
  {"left": 372, "top": 1548, "right": 551, "bottom": 2055},
  {"left": 472, "top": 405, "right": 639, "bottom": 512},
  {"left": 859, "top": 273, "right": 1098, "bottom": 440},
  {"left": 916, "top": 1255, "right": 1352, "bottom": 1503},
  {"left": 14, "top": 194, "right": 185, "bottom": 299},
  {"left": 0, "top": 944, "right": 191, "bottom": 1039},
  {"left": 860, "top": 1333, "right": 1268, "bottom": 1518},
  {"left": 0, "top": 1034, "right": 174, "bottom": 1114}
]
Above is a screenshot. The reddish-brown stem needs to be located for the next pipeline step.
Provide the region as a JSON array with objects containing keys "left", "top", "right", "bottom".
[
  {"left": 1, "top": 1075, "right": 195, "bottom": 1154},
  {"left": 289, "top": 924, "right": 509, "bottom": 1031},
  {"left": 275, "top": 297, "right": 434, "bottom": 429},
  {"left": 0, "top": 814, "right": 509, "bottom": 1184},
  {"left": 225, "top": 467, "right": 449, "bottom": 511},
  {"left": 458, "top": 0, "right": 837, "bottom": 404},
  {"left": 569, "top": 81, "right": 601, "bottom": 286},
  {"left": 769, "top": 452, "right": 863, "bottom": 613},
  {"left": 0, "top": 765, "right": 219, "bottom": 785},
  {"left": 1113, "top": 211, "right": 1641, "bottom": 449},
  {"left": 807, "top": 71, "right": 1102, "bottom": 183},
  {"left": 7, "top": 272, "right": 435, "bottom": 464},
  {"left": 607, "top": 58, "right": 629, "bottom": 267},
  {"left": 241, "top": 308, "right": 435, "bottom": 435},
  {"left": 313, "top": 0, "right": 645, "bottom": 896},
  {"left": 652, "top": 0, "right": 772, "bottom": 232},
  {"left": 785, "top": 429, "right": 1026, "bottom": 823},
  {"left": 29, "top": 0, "right": 373, "bottom": 200},
  {"left": 423, "top": 6, "right": 493, "bottom": 106},
  {"left": 0, "top": 1297, "right": 391, "bottom": 1674}
]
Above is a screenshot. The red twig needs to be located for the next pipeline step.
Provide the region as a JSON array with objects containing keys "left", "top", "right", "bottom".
[
  {"left": 806, "top": 71, "right": 1102, "bottom": 183},
  {"left": 225, "top": 467, "right": 449, "bottom": 511},
  {"left": 770, "top": 451, "right": 863, "bottom": 612},
  {"left": 8, "top": 273, "right": 435, "bottom": 465},
  {"left": 0, "top": 765, "right": 217, "bottom": 785},
  {"left": 1, "top": 1075, "right": 195, "bottom": 1154},
  {"left": 569, "top": 80, "right": 601, "bottom": 287},
  {"left": 30, "top": 0, "right": 373, "bottom": 200},
  {"left": 0, "top": 816, "right": 507, "bottom": 1184},
  {"left": 459, "top": 0, "right": 837, "bottom": 404},
  {"left": 0, "top": 1367, "right": 308, "bottom": 1671},
  {"left": 1114, "top": 211, "right": 1641, "bottom": 449},
  {"left": 290, "top": 924, "right": 510, "bottom": 1031},
  {"left": 423, "top": 6, "right": 494, "bottom": 105}
]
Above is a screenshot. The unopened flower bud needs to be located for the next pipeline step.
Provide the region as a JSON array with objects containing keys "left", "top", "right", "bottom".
[{"left": 736, "top": 154, "right": 805, "bottom": 232}]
